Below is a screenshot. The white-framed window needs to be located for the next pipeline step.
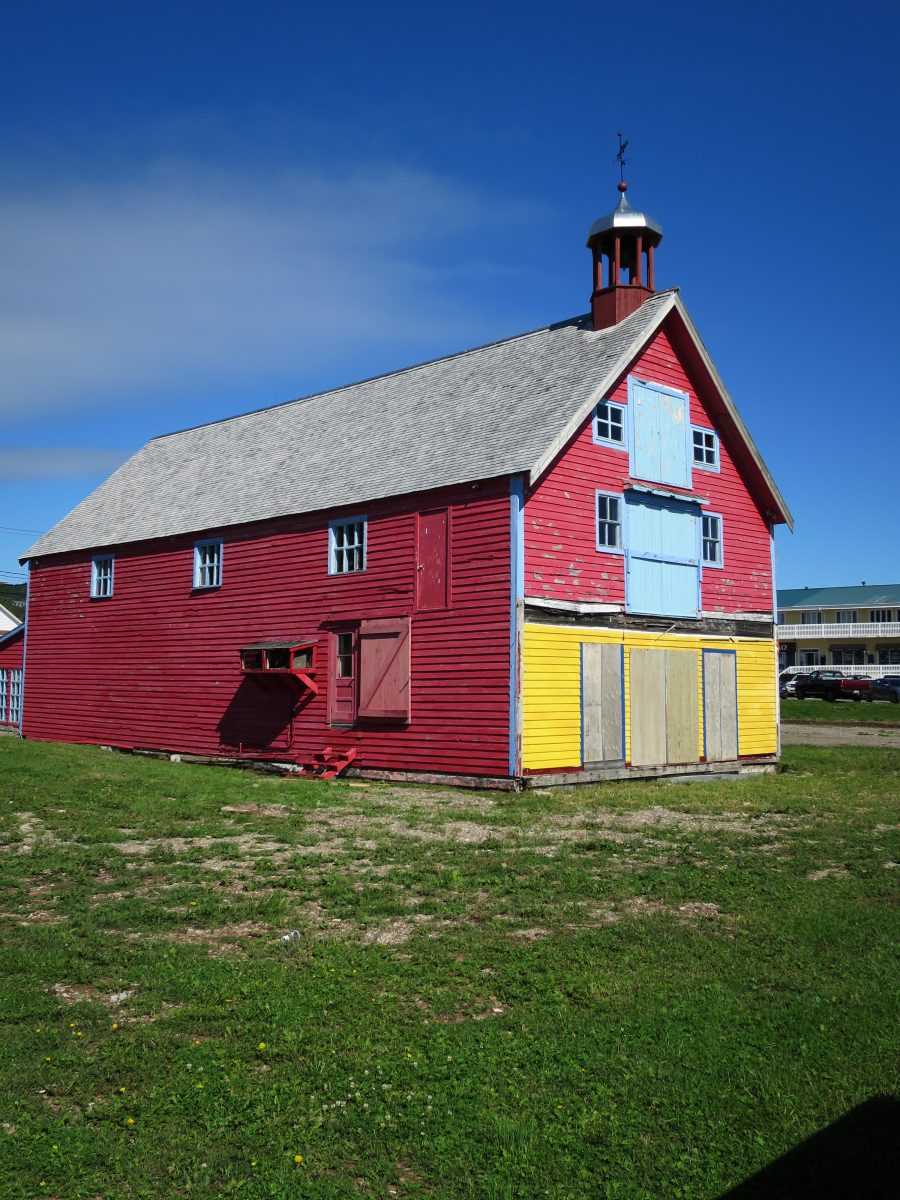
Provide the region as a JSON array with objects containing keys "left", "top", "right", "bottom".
[
  {"left": 7, "top": 669, "right": 22, "bottom": 724},
  {"left": 800, "top": 610, "right": 822, "bottom": 625},
  {"left": 834, "top": 610, "right": 858, "bottom": 624},
  {"left": 878, "top": 646, "right": 900, "bottom": 664},
  {"left": 871, "top": 608, "right": 893, "bottom": 623},
  {"left": 329, "top": 517, "right": 366, "bottom": 574},
  {"left": 799, "top": 649, "right": 820, "bottom": 665},
  {"left": 0, "top": 669, "right": 6, "bottom": 722},
  {"left": 595, "top": 491, "right": 623, "bottom": 552},
  {"left": 193, "top": 539, "right": 223, "bottom": 589},
  {"left": 594, "top": 401, "right": 626, "bottom": 448},
  {"left": 91, "top": 556, "right": 114, "bottom": 598},
  {"left": 692, "top": 426, "right": 720, "bottom": 471},
  {"left": 702, "top": 513, "right": 723, "bottom": 566},
  {"left": 832, "top": 647, "right": 865, "bottom": 666}
]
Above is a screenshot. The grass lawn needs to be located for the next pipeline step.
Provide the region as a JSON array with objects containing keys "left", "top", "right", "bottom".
[
  {"left": 1, "top": 740, "right": 897, "bottom": 1199},
  {"left": 781, "top": 698, "right": 900, "bottom": 724}
]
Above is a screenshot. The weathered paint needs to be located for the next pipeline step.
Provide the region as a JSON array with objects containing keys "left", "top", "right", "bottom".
[
  {"left": 525, "top": 325, "right": 774, "bottom": 614},
  {"left": 23, "top": 480, "right": 513, "bottom": 777},
  {"left": 522, "top": 621, "right": 777, "bottom": 772}
]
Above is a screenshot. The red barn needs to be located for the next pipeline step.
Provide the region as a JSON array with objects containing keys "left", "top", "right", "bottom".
[{"left": 17, "top": 185, "right": 791, "bottom": 786}]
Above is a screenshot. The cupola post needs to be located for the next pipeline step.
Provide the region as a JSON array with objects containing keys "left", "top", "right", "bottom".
[{"left": 586, "top": 177, "right": 662, "bottom": 331}]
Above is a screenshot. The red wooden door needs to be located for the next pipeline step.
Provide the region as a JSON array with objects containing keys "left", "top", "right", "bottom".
[
  {"left": 416, "top": 509, "right": 448, "bottom": 610},
  {"left": 329, "top": 629, "right": 357, "bottom": 724}
]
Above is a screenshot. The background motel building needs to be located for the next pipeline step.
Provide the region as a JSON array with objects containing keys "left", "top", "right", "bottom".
[{"left": 777, "top": 584, "right": 900, "bottom": 674}]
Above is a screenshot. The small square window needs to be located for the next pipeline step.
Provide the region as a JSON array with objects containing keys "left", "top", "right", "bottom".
[
  {"left": 692, "top": 427, "right": 719, "bottom": 470},
  {"left": 91, "top": 556, "right": 114, "bottom": 598},
  {"left": 595, "top": 401, "right": 626, "bottom": 447},
  {"left": 702, "top": 514, "right": 723, "bottom": 566},
  {"left": 194, "top": 539, "right": 223, "bottom": 589},
  {"left": 596, "top": 492, "right": 623, "bottom": 551},
  {"left": 329, "top": 518, "right": 366, "bottom": 574}
]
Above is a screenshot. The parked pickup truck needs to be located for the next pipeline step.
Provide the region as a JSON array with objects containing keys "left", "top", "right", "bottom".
[{"left": 794, "top": 670, "right": 872, "bottom": 702}]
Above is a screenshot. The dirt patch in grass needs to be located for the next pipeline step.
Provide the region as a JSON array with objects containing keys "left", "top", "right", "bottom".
[
  {"left": 220, "top": 802, "right": 293, "bottom": 818},
  {"left": 3, "top": 812, "right": 62, "bottom": 855},
  {"left": 807, "top": 866, "right": 852, "bottom": 881}
]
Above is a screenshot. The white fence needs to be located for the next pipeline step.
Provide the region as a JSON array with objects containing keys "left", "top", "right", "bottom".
[
  {"left": 776, "top": 622, "right": 900, "bottom": 641},
  {"left": 780, "top": 665, "right": 899, "bottom": 679}
]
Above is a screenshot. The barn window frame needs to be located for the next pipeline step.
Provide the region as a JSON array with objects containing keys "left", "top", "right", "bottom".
[
  {"left": 702, "top": 512, "right": 723, "bottom": 568},
  {"left": 593, "top": 400, "right": 627, "bottom": 449},
  {"left": 329, "top": 516, "right": 367, "bottom": 575},
  {"left": 90, "top": 555, "right": 114, "bottom": 599},
  {"left": 193, "top": 538, "right": 223, "bottom": 589},
  {"left": 692, "top": 426, "right": 720, "bottom": 472},
  {"left": 6, "top": 668, "right": 22, "bottom": 724},
  {"left": 595, "top": 490, "right": 624, "bottom": 554}
]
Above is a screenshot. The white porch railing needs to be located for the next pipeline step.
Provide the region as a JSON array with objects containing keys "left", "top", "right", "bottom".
[
  {"left": 780, "top": 665, "right": 899, "bottom": 679},
  {"left": 776, "top": 622, "right": 900, "bottom": 641}
]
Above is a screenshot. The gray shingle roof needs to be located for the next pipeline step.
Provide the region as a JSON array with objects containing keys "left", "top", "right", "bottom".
[
  {"left": 25, "top": 288, "right": 791, "bottom": 559},
  {"left": 25, "top": 293, "right": 677, "bottom": 559}
]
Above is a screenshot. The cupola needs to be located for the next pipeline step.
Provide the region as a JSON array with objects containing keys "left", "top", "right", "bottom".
[{"left": 586, "top": 181, "right": 663, "bottom": 331}]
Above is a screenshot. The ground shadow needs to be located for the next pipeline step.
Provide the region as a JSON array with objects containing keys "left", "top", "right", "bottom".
[{"left": 716, "top": 1095, "right": 899, "bottom": 1199}]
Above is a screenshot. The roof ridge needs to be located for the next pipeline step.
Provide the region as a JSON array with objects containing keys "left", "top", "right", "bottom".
[{"left": 151, "top": 290, "right": 679, "bottom": 443}]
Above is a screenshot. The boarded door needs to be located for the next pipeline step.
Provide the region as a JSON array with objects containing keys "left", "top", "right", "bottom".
[
  {"left": 357, "top": 618, "right": 411, "bottom": 721},
  {"left": 703, "top": 650, "right": 738, "bottom": 761},
  {"left": 625, "top": 495, "right": 700, "bottom": 618},
  {"left": 581, "top": 642, "right": 624, "bottom": 764},
  {"left": 630, "top": 647, "right": 699, "bottom": 766},
  {"left": 629, "top": 379, "right": 691, "bottom": 487},
  {"left": 416, "top": 509, "right": 449, "bottom": 610}
]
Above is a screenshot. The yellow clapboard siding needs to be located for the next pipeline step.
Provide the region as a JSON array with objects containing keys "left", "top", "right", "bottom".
[{"left": 522, "top": 623, "right": 777, "bottom": 770}]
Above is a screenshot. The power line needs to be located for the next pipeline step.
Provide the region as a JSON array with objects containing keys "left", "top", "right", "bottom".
[
  {"left": 0, "top": 525, "right": 45, "bottom": 534},
  {"left": 0, "top": 570, "right": 28, "bottom": 579}
]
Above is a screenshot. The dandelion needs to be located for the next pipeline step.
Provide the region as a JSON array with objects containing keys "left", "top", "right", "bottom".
[
  {"left": 257, "top": 1042, "right": 267, "bottom": 1050},
  {"left": 68, "top": 1022, "right": 75, "bottom": 1029},
  {"left": 35, "top": 1027, "right": 42, "bottom": 1033},
  {"left": 189, "top": 901, "right": 198, "bottom": 907},
  {"left": 193, "top": 1039, "right": 202, "bottom": 1046},
  {"left": 44, "top": 1057, "right": 51, "bottom": 1063},
  {"left": 126, "top": 1117, "right": 135, "bottom": 1126},
  {"left": 251, "top": 1161, "right": 257, "bottom": 1167},
  {"left": 52, "top": 1145, "right": 58, "bottom": 1151},
  {"left": 294, "top": 1154, "right": 303, "bottom": 1164},
  {"left": 119, "top": 1087, "right": 126, "bottom": 1094},
  {"left": 111, "top": 1022, "right": 119, "bottom": 1030},
  {"left": 76, "top": 1031, "right": 84, "bottom": 1038}
]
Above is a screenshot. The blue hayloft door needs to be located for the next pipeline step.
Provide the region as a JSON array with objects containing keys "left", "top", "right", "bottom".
[
  {"left": 625, "top": 494, "right": 700, "bottom": 618},
  {"left": 628, "top": 379, "right": 691, "bottom": 488}
]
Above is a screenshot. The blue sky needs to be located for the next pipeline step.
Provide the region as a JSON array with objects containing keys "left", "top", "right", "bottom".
[{"left": 2, "top": 0, "right": 898, "bottom": 591}]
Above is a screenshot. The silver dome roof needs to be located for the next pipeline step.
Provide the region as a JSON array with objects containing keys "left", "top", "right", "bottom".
[{"left": 586, "top": 190, "right": 663, "bottom": 245}]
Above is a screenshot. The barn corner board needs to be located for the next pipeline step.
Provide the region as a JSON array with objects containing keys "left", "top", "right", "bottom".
[{"left": 17, "top": 180, "right": 789, "bottom": 784}]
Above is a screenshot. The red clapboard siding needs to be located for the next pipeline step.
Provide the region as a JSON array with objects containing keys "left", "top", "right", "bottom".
[
  {"left": 0, "top": 628, "right": 24, "bottom": 670},
  {"left": 524, "top": 326, "right": 773, "bottom": 615},
  {"left": 22, "top": 480, "right": 512, "bottom": 775}
]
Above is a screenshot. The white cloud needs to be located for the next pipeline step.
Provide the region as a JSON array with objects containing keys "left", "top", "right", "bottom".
[{"left": 0, "top": 162, "right": 539, "bottom": 422}]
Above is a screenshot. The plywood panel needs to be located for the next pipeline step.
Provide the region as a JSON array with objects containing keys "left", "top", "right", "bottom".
[
  {"left": 665, "top": 649, "right": 699, "bottom": 763},
  {"left": 704, "top": 651, "right": 738, "bottom": 761},
  {"left": 582, "top": 642, "right": 623, "bottom": 763},
  {"left": 600, "top": 643, "right": 624, "bottom": 760},
  {"left": 630, "top": 648, "right": 666, "bottom": 766},
  {"left": 582, "top": 642, "right": 604, "bottom": 762}
]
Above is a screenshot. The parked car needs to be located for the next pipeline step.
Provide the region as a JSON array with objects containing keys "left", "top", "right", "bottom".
[
  {"left": 779, "top": 671, "right": 799, "bottom": 699},
  {"left": 866, "top": 675, "right": 900, "bottom": 703},
  {"left": 793, "top": 670, "right": 872, "bottom": 702}
]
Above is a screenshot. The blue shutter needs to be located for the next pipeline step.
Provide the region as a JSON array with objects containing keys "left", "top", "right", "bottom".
[
  {"left": 625, "top": 495, "right": 700, "bottom": 618},
  {"left": 628, "top": 378, "right": 691, "bottom": 488}
]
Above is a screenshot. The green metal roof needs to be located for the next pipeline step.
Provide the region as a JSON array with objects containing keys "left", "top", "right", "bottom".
[{"left": 777, "top": 584, "right": 900, "bottom": 609}]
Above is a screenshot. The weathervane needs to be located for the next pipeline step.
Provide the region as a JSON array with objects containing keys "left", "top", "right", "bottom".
[{"left": 616, "top": 131, "right": 629, "bottom": 190}]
